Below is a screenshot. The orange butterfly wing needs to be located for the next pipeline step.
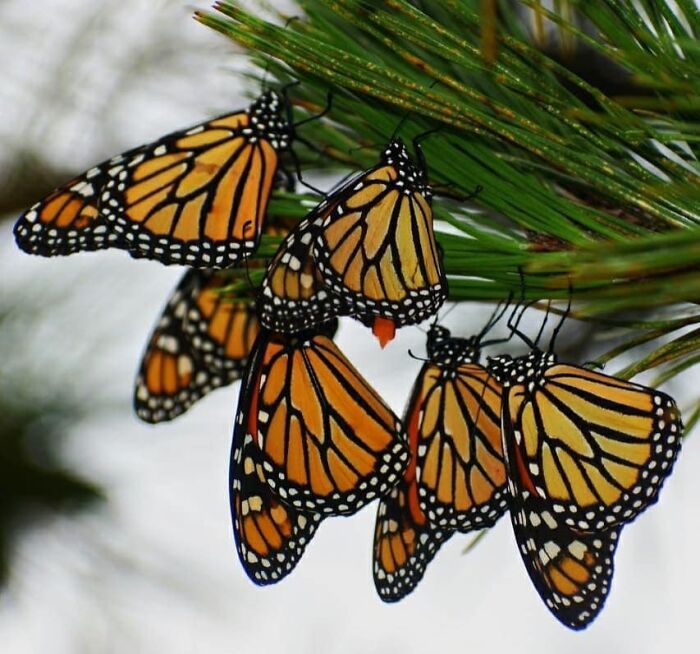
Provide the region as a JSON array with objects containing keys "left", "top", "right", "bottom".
[
  {"left": 501, "top": 382, "right": 621, "bottom": 629},
  {"left": 231, "top": 421, "right": 321, "bottom": 584},
  {"left": 373, "top": 482, "right": 450, "bottom": 602},
  {"left": 103, "top": 93, "right": 289, "bottom": 267},
  {"left": 15, "top": 92, "right": 290, "bottom": 268},
  {"left": 249, "top": 326, "right": 409, "bottom": 515},
  {"left": 373, "top": 372, "right": 449, "bottom": 601},
  {"left": 489, "top": 351, "right": 683, "bottom": 532},
  {"left": 14, "top": 168, "right": 123, "bottom": 256},
  {"left": 258, "top": 211, "right": 348, "bottom": 333},
  {"left": 312, "top": 139, "right": 447, "bottom": 329},
  {"left": 134, "top": 270, "right": 259, "bottom": 422},
  {"left": 413, "top": 359, "right": 508, "bottom": 530}
]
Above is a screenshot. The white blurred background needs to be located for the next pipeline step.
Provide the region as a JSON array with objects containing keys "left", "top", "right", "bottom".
[{"left": 1, "top": 1, "right": 697, "bottom": 652}]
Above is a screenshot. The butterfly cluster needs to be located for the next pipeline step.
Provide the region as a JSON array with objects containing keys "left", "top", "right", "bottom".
[{"left": 14, "top": 89, "right": 684, "bottom": 631}]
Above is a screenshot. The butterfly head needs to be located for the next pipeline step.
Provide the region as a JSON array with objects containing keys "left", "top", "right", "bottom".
[
  {"left": 426, "top": 324, "right": 480, "bottom": 366},
  {"left": 383, "top": 139, "right": 431, "bottom": 198},
  {"left": 487, "top": 349, "right": 556, "bottom": 388},
  {"left": 249, "top": 91, "right": 292, "bottom": 149}
]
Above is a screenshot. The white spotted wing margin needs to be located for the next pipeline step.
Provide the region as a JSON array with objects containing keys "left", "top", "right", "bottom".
[
  {"left": 373, "top": 484, "right": 450, "bottom": 603},
  {"left": 230, "top": 335, "right": 322, "bottom": 586},
  {"left": 257, "top": 210, "right": 349, "bottom": 334}
]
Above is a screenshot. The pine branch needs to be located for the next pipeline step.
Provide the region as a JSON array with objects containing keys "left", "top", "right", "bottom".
[{"left": 196, "top": 1, "right": 700, "bottom": 411}]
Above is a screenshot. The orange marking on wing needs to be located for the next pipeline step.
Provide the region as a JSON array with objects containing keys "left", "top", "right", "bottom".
[
  {"left": 145, "top": 351, "right": 163, "bottom": 393},
  {"left": 173, "top": 192, "right": 207, "bottom": 241},
  {"left": 243, "top": 516, "right": 269, "bottom": 556},
  {"left": 41, "top": 193, "right": 70, "bottom": 222},
  {"left": 54, "top": 198, "right": 82, "bottom": 228}
]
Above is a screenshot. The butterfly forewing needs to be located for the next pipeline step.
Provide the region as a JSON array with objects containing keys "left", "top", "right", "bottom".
[
  {"left": 312, "top": 139, "right": 447, "bottom": 329},
  {"left": 413, "top": 361, "right": 509, "bottom": 530},
  {"left": 491, "top": 352, "right": 683, "bottom": 532},
  {"left": 103, "top": 93, "right": 288, "bottom": 268},
  {"left": 15, "top": 92, "right": 291, "bottom": 268},
  {"left": 250, "top": 327, "right": 409, "bottom": 515}
]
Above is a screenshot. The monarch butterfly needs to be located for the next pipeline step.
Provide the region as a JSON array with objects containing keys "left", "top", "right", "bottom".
[
  {"left": 311, "top": 139, "right": 447, "bottom": 345},
  {"left": 237, "top": 321, "right": 409, "bottom": 516},
  {"left": 488, "top": 347, "right": 683, "bottom": 628},
  {"left": 14, "top": 91, "right": 292, "bottom": 268},
  {"left": 373, "top": 320, "right": 508, "bottom": 601},
  {"left": 134, "top": 269, "right": 260, "bottom": 423}
]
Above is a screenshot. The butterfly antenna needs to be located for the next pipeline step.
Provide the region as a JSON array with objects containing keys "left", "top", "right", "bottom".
[
  {"left": 548, "top": 278, "right": 573, "bottom": 353},
  {"left": 391, "top": 78, "right": 440, "bottom": 143},
  {"left": 506, "top": 300, "right": 537, "bottom": 349},
  {"left": 412, "top": 128, "right": 442, "bottom": 177},
  {"left": 502, "top": 269, "right": 537, "bottom": 349}
]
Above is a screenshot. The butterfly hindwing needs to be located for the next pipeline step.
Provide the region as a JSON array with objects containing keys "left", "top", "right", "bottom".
[
  {"left": 373, "top": 482, "right": 450, "bottom": 602},
  {"left": 231, "top": 343, "right": 322, "bottom": 584},
  {"left": 257, "top": 211, "right": 347, "bottom": 333},
  {"left": 509, "top": 486, "right": 620, "bottom": 630},
  {"left": 180, "top": 270, "right": 260, "bottom": 373},
  {"left": 14, "top": 167, "right": 124, "bottom": 256}
]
